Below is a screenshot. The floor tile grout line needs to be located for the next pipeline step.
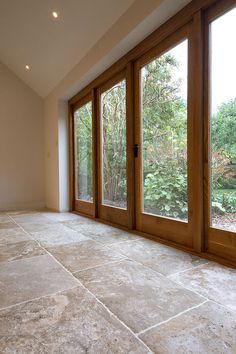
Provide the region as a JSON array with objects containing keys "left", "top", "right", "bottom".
[
  {"left": 163, "top": 276, "right": 236, "bottom": 313},
  {"left": 7, "top": 213, "right": 154, "bottom": 353},
  {"left": 0, "top": 285, "right": 80, "bottom": 313},
  {"left": 0, "top": 252, "right": 46, "bottom": 266},
  {"left": 56, "top": 224, "right": 137, "bottom": 248},
  {"left": 82, "top": 250, "right": 209, "bottom": 308},
  {"left": 206, "top": 299, "right": 236, "bottom": 313},
  {"left": 106, "top": 244, "right": 212, "bottom": 277},
  {"left": 45, "top": 252, "right": 154, "bottom": 352},
  {"left": 5, "top": 216, "right": 131, "bottom": 274},
  {"left": 59, "top": 221, "right": 141, "bottom": 246},
  {"left": 7, "top": 215, "right": 49, "bottom": 251},
  {"left": 101, "top": 245, "right": 216, "bottom": 302},
  {"left": 100, "top": 235, "right": 142, "bottom": 246},
  {"left": 167, "top": 276, "right": 209, "bottom": 301},
  {"left": 72, "top": 257, "right": 128, "bottom": 274},
  {"left": 166, "top": 261, "right": 211, "bottom": 278},
  {"left": 95, "top": 237, "right": 213, "bottom": 282},
  {"left": 105, "top": 238, "right": 142, "bottom": 246},
  {"left": 102, "top": 244, "right": 206, "bottom": 287},
  {"left": 136, "top": 300, "right": 209, "bottom": 336},
  {"left": 99, "top": 243, "right": 168, "bottom": 278},
  {"left": 45, "top": 248, "right": 154, "bottom": 353},
  {"left": 104, "top": 243, "right": 236, "bottom": 313}
]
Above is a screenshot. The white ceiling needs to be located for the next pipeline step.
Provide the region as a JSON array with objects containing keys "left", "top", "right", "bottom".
[{"left": 0, "top": 0, "right": 136, "bottom": 97}]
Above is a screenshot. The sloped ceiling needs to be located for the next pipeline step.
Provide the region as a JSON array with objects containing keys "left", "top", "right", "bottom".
[{"left": 0, "top": 0, "right": 136, "bottom": 97}]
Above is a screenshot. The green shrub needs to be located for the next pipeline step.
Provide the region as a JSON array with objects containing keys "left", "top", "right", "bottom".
[
  {"left": 212, "top": 190, "right": 236, "bottom": 214},
  {"left": 144, "top": 161, "right": 188, "bottom": 219}
]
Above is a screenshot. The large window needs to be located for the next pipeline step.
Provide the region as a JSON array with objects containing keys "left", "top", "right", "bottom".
[
  {"left": 70, "top": 0, "right": 236, "bottom": 265},
  {"left": 210, "top": 7, "right": 236, "bottom": 233},
  {"left": 101, "top": 79, "right": 127, "bottom": 209},
  {"left": 141, "top": 40, "right": 188, "bottom": 221},
  {"left": 74, "top": 101, "right": 93, "bottom": 202}
]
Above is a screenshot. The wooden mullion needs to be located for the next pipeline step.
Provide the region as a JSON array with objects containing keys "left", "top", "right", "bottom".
[
  {"left": 126, "top": 62, "right": 135, "bottom": 229},
  {"left": 190, "top": 10, "right": 205, "bottom": 252},
  {"left": 92, "top": 88, "right": 98, "bottom": 218},
  {"left": 203, "top": 0, "right": 236, "bottom": 263},
  {"left": 68, "top": 103, "right": 75, "bottom": 211}
]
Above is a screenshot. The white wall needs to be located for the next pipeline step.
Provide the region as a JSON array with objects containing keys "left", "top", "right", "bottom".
[{"left": 0, "top": 62, "right": 45, "bottom": 211}]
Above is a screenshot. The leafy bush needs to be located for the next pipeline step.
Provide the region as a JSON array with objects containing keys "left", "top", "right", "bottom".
[
  {"left": 212, "top": 190, "right": 236, "bottom": 214},
  {"left": 144, "top": 160, "right": 188, "bottom": 219},
  {"left": 211, "top": 151, "right": 233, "bottom": 189},
  {"left": 212, "top": 98, "right": 236, "bottom": 162}
]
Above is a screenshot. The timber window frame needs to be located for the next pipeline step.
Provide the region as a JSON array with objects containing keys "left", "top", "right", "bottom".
[{"left": 69, "top": 0, "right": 236, "bottom": 267}]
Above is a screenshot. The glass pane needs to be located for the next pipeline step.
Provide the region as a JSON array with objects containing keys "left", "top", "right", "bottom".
[
  {"left": 210, "top": 8, "right": 236, "bottom": 232},
  {"left": 141, "top": 40, "right": 188, "bottom": 220},
  {"left": 101, "top": 79, "right": 127, "bottom": 208},
  {"left": 74, "top": 101, "right": 93, "bottom": 201}
]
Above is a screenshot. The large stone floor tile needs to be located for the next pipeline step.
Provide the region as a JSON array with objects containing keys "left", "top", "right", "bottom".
[
  {"left": 140, "top": 301, "right": 236, "bottom": 354},
  {"left": 11, "top": 214, "right": 52, "bottom": 225},
  {"left": 7, "top": 210, "right": 39, "bottom": 216},
  {"left": 0, "top": 254, "right": 78, "bottom": 309},
  {"left": 111, "top": 238, "right": 207, "bottom": 276},
  {"left": 0, "top": 287, "right": 150, "bottom": 354},
  {"left": 20, "top": 220, "right": 62, "bottom": 233},
  {"left": 169, "top": 262, "right": 236, "bottom": 311},
  {"left": 0, "top": 228, "right": 31, "bottom": 245},
  {"left": 0, "top": 240, "right": 45, "bottom": 263},
  {"left": 0, "top": 221, "right": 18, "bottom": 229},
  {"left": 48, "top": 239, "right": 126, "bottom": 273},
  {"left": 0, "top": 215, "right": 12, "bottom": 223},
  {"left": 62, "top": 218, "right": 98, "bottom": 230},
  {"left": 31, "top": 227, "right": 89, "bottom": 247},
  {"left": 76, "top": 259, "right": 205, "bottom": 333},
  {"left": 42, "top": 211, "right": 83, "bottom": 222},
  {"left": 70, "top": 222, "right": 140, "bottom": 245}
]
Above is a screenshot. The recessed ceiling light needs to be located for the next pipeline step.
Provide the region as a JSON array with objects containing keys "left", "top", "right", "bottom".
[
  {"left": 52, "top": 11, "right": 58, "bottom": 19},
  {"left": 25, "top": 65, "right": 30, "bottom": 70}
]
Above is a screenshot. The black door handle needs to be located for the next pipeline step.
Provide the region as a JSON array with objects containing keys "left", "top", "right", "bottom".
[{"left": 133, "top": 144, "right": 139, "bottom": 158}]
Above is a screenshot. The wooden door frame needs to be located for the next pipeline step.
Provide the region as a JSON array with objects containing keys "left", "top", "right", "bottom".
[
  {"left": 134, "top": 22, "right": 201, "bottom": 249},
  {"left": 203, "top": 0, "right": 236, "bottom": 262}
]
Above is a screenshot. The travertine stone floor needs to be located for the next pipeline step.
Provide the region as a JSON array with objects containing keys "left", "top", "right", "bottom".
[{"left": 0, "top": 210, "right": 235, "bottom": 353}]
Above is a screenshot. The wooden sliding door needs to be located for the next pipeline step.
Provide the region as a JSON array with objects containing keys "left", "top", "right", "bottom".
[
  {"left": 134, "top": 23, "right": 198, "bottom": 248},
  {"left": 204, "top": 0, "right": 236, "bottom": 262}
]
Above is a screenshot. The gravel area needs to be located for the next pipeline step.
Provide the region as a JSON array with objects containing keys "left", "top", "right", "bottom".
[{"left": 212, "top": 213, "right": 236, "bottom": 232}]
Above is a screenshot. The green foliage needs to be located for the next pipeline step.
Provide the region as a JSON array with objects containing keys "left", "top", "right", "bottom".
[
  {"left": 144, "top": 160, "right": 188, "bottom": 219},
  {"left": 212, "top": 190, "right": 236, "bottom": 214},
  {"left": 74, "top": 44, "right": 236, "bottom": 219},
  {"left": 211, "top": 151, "right": 233, "bottom": 190},
  {"left": 211, "top": 98, "right": 236, "bottom": 215},
  {"left": 102, "top": 80, "right": 127, "bottom": 206},
  {"left": 212, "top": 98, "right": 236, "bottom": 161},
  {"left": 141, "top": 48, "right": 188, "bottom": 219},
  {"left": 75, "top": 102, "right": 93, "bottom": 200}
]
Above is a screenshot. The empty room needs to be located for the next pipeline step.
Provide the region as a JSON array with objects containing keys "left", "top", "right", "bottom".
[{"left": 0, "top": 0, "right": 235, "bottom": 353}]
